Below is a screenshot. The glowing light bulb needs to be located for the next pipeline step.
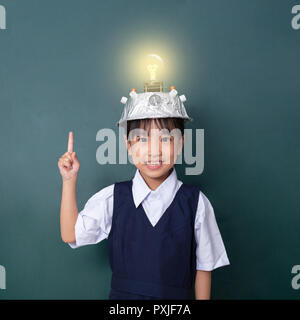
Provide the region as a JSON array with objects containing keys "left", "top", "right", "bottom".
[
  {"left": 146, "top": 54, "right": 163, "bottom": 81},
  {"left": 147, "top": 64, "right": 158, "bottom": 81},
  {"left": 144, "top": 54, "right": 164, "bottom": 92}
]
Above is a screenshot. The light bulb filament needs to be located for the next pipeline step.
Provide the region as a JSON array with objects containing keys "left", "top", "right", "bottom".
[{"left": 147, "top": 64, "right": 158, "bottom": 81}]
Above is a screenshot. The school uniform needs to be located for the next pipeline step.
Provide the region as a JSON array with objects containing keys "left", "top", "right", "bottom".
[{"left": 69, "top": 167, "right": 230, "bottom": 299}]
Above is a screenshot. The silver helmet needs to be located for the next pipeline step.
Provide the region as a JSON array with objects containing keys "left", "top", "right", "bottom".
[{"left": 116, "top": 86, "right": 193, "bottom": 128}]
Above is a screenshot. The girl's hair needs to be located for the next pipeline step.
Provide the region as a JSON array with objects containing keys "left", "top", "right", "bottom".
[{"left": 126, "top": 117, "right": 184, "bottom": 139}]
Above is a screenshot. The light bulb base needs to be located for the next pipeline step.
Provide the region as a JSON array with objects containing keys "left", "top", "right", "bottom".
[{"left": 144, "top": 80, "right": 164, "bottom": 92}]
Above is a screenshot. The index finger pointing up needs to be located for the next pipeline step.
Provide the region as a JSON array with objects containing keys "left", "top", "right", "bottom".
[{"left": 68, "top": 131, "right": 74, "bottom": 153}]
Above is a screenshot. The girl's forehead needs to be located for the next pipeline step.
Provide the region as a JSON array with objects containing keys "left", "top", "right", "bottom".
[
  {"left": 128, "top": 128, "right": 181, "bottom": 142},
  {"left": 132, "top": 127, "right": 172, "bottom": 135},
  {"left": 142, "top": 122, "right": 175, "bottom": 131},
  {"left": 127, "top": 118, "right": 181, "bottom": 139}
]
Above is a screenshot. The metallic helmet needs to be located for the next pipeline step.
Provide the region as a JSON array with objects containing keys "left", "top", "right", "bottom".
[{"left": 116, "top": 86, "right": 193, "bottom": 127}]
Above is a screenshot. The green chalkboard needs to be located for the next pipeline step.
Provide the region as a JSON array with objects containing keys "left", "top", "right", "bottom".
[{"left": 0, "top": 0, "right": 300, "bottom": 299}]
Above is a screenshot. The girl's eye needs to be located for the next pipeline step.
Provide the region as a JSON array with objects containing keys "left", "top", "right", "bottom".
[
  {"left": 135, "top": 136, "right": 147, "bottom": 142},
  {"left": 136, "top": 136, "right": 172, "bottom": 143}
]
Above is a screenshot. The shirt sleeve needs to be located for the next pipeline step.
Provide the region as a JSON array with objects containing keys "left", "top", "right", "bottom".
[
  {"left": 68, "top": 184, "right": 114, "bottom": 249},
  {"left": 194, "top": 191, "right": 230, "bottom": 271}
]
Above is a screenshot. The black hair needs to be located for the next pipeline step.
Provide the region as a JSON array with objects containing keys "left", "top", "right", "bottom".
[{"left": 126, "top": 117, "right": 184, "bottom": 140}]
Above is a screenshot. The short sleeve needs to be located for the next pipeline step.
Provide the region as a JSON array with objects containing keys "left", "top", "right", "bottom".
[
  {"left": 68, "top": 184, "right": 114, "bottom": 249},
  {"left": 194, "top": 191, "right": 230, "bottom": 271}
]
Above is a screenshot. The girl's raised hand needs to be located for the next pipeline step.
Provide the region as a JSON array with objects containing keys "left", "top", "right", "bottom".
[{"left": 58, "top": 131, "right": 80, "bottom": 181}]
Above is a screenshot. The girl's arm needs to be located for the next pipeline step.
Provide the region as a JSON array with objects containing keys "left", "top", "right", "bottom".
[
  {"left": 60, "top": 177, "right": 78, "bottom": 243},
  {"left": 195, "top": 270, "right": 211, "bottom": 299},
  {"left": 58, "top": 132, "right": 80, "bottom": 243}
]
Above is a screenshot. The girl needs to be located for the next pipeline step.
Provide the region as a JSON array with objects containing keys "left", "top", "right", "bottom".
[{"left": 58, "top": 88, "right": 230, "bottom": 300}]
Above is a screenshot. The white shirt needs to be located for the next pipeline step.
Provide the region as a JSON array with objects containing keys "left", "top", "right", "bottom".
[{"left": 69, "top": 167, "right": 230, "bottom": 271}]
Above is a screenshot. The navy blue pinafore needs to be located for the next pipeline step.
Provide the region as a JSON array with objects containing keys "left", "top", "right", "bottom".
[{"left": 107, "top": 179, "right": 200, "bottom": 300}]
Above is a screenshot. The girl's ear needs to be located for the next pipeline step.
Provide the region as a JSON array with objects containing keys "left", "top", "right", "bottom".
[
  {"left": 176, "top": 134, "right": 184, "bottom": 156},
  {"left": 123, "top": 134, "right": 132, "bottom": 155},
  {"left": 123, "top": 134, "right": 128, "bottom": 149}
]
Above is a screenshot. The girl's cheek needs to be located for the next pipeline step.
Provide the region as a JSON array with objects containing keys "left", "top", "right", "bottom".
[
  {"left": 162, "top": 150, "right": 172, "bottom": 164},
  {"left": 133, "top": 147, "right": 141, "bottom": 159},
  {"left": 132, "top": 145, "right": 147, "bottom": 162}
]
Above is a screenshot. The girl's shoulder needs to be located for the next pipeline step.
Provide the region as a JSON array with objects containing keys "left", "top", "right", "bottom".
[
  {"left": 180, "top": 181, "right": 202, "bottom": 194},
  {"left": 87, "top": 183, "right": 115, "bottom": 203}
]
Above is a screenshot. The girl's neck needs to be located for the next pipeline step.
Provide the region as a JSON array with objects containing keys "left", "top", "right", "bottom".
[{"left": 138, "top": 167, "right": 173, "bottom": 191}]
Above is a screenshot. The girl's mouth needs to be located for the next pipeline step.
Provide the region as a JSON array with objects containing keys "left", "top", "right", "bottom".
[{"left": 145, "top": 161, "right": 163, "bottom": 170}]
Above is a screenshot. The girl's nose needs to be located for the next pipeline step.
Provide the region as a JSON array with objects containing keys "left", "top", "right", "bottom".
[{"left": 147, "top": 137, "right": 162, "bottom": 157}]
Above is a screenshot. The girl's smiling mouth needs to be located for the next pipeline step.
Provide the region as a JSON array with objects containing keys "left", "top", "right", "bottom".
[{"left": 144, "top": 160, "right": 164, "bottom": 170}]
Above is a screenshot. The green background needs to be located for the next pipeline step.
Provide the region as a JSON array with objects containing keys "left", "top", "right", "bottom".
[{"left": 0, "top": 0, "right": 299, "bottom": 299}]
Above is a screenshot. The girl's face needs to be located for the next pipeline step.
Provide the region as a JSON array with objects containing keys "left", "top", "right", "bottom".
[{"left": 124, "top": 119, "right": 184, "bottom": 180}]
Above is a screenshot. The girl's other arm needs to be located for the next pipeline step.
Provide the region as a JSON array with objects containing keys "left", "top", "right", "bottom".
[
  {"left": 195, "top": 270, "right": 211, "bottom": 300},
  {"left": 58, "top": 131, "right": 80, "bottom": 243}
]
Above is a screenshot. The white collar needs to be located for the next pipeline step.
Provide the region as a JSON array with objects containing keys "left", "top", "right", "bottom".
[{"left": 132, "top": 167, "right": 179, "bottom": 208}]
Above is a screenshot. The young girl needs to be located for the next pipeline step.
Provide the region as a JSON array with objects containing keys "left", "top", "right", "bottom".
[{"left": 58, "top": 88, "right": 230, "bottom": 300}]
